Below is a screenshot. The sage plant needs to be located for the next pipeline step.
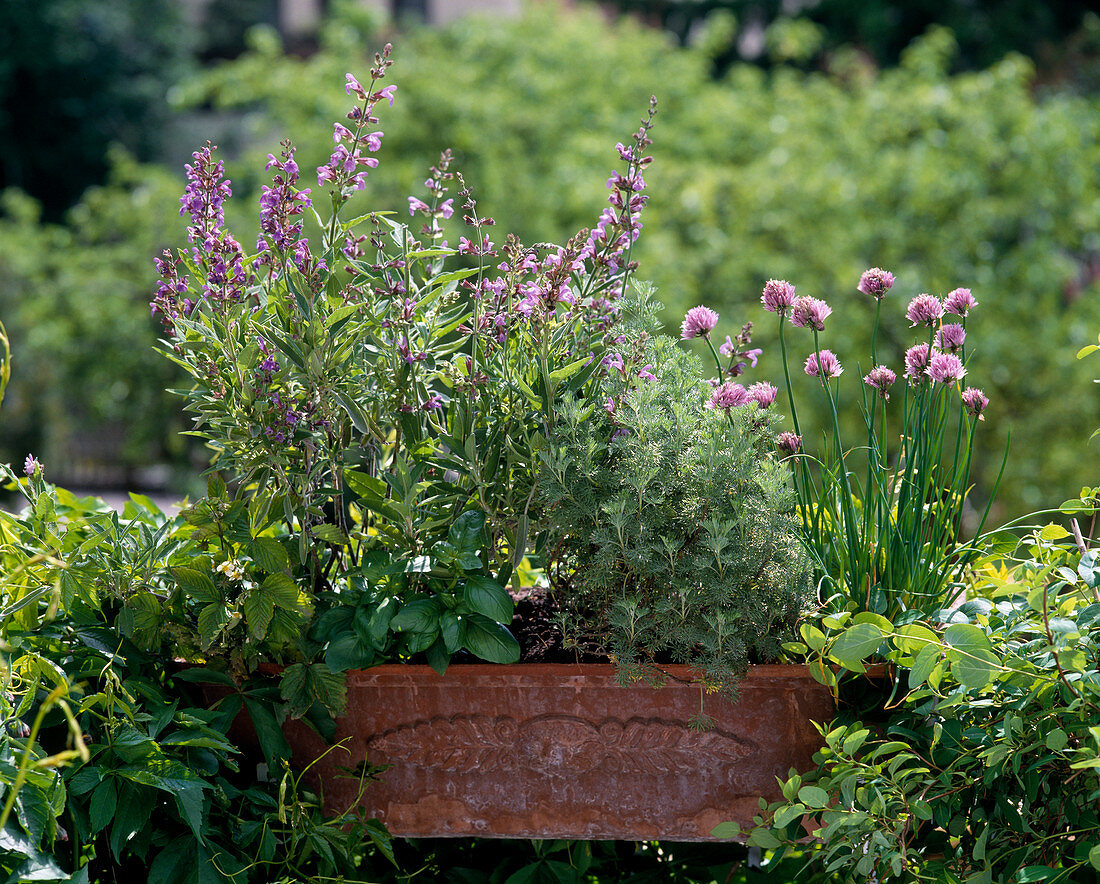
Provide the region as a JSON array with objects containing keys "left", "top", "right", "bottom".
[{"left": 152, "top": 53, "right": 661, "bottom": 677}]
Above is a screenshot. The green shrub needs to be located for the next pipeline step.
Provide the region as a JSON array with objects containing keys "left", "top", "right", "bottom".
[
  {"left": 539, "top": 328, "right": 810, "bottom": 694},
  {"left": 749, "top": 490, "right": 1100, "bottom": 880}
]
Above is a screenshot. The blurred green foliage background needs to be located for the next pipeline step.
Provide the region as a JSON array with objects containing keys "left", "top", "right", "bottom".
[{"left": 0, "top": 0, "right": 1097, "bottom": 523}]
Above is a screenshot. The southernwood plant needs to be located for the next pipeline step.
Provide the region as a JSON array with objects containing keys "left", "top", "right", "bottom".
[{"left": 539, "top": 305, "right": 811, "bottom": 696}]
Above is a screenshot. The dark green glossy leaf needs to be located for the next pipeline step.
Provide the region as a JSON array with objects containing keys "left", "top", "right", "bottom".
[
  {"left": 462, "top": 613, "right": 520, "bottom": 664},
  {"left": 463, "top": 575, "right": 514, "bottom": 623}
]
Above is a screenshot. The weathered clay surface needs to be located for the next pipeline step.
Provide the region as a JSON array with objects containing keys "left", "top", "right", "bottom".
[{"left": 281, "top": 664, "right": 834, "bottom": 841}]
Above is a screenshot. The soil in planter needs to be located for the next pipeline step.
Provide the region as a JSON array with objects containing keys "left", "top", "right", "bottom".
[
  {"left": 446, "top": 585, "right": 612, "bottom": 665},
  {"left": 451, "top": 585, "right": 789, "bottom": 667},
  {"left": 509, "top": 585, "right": 611, "bottom": 664}
]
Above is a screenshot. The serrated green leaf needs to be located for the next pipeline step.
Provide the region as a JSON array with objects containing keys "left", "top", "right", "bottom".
[
  {"left": 280, "top": 662, "right": 347, "bottom": 718},
  {"left": 260, "top": 572, "right": 302, "bottom": 611},
  {"left": 197, "top": 602, "right": 232, "bottom": 649},
  {"left": 311, "top": 523, "right": 348, "bottom": 545},
  {"left": 249, "top": 537, "right": 289, "bottom": 573},
  {"left": 171, "top": 567, "right": 219, "bottom": 603},
  {"left": 89, "top": 779, "right": 118, "bottom": 836},
  {"left": 15, "top": 783, "right": 52, "bottom": 845},
  {"left": 242, "top": 591, "right": 275, "bottom": 640}
]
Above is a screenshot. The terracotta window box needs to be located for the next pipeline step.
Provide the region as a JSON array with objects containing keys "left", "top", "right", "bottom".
[{"left": 279, "top": 663, "right": 834, "bottom": 841}]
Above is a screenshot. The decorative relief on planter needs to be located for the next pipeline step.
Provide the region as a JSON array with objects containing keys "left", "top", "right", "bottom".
[
  {"left": 366, "top": 713, "right": 758, "bottom": 775},
  {"left": 275, "top": 664, "right": 835, "bottom": 840}
]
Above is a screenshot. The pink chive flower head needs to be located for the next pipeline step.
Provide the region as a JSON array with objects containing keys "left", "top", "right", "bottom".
[
  {"left": 858, "top": 267, "right": 895, "bottom": 299},
  {"left": 777, "top": 433, "right": 802, "bottom": 454},
  {"left": 747, "top": 382, "right": 778, "bottom": 408},
  {"left": 936, "top": 323, "right": 966, "bottom": 353},
  {"left": 961, "top": 387, "right": 989, "bottom": 419},
  {"left": 904, "top": 343, "right": 934, "bottom": 383},
  {"left": 790, "top": 297, "right": 832, "bottom": 331},
  {"left": 906, "top": 294, "right": 945, "bottom": 327},
  {"left": 706, "top": 382, "right": 750, "bottom": 411},
  {"left": 681, "top": 306, "right": 719, "bottom": 340},
  {"left": 761, "top": 279, "right": 796, "bottom": 315},
  {"left": 804, "top": 349, "right": 843, "bottom": 380},
  {"left": 863, "top": 365, "right": 897, "bottom": 398},
  {"left": 944, "top": 287, "right": 977, "bottom": 316},
  {"left": 927, "top": 353, "right": 967, "bottom": 385}
]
